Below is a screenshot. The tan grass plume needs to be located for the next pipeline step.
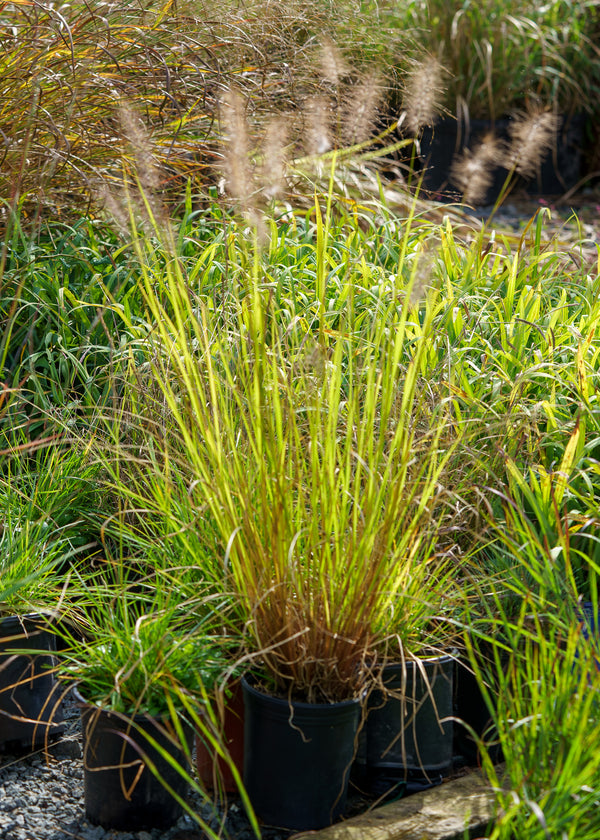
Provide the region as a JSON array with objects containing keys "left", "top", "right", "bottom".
[
  {"left": 259, "top": 116, "right": 289, "bottom": 199},
  {"left": 304, "top": 96, "right": 332, "bottom": 156},
  {"left": 504, "top": 108, "right": 559, "bottom": 179},
  {"left": 220, "top": 89, "right": 254, "bottom": 208},
  {"left": 402, "top": 56, "right": 444, "bottom": 136},
  {"left": 451, "top": 133, "right": 505, "bottom": 205},
  {"left": 99, "top": 101, "right": 168, "bottom": 236},
  {"left": 117, "top": 102, "right": 161, "bottom": 198},
  {"left": 319, "top": 38, "right": 350, "bottom": 87},
  {"left": 342, "top": 73, "right": 384, "bottom": 147}
]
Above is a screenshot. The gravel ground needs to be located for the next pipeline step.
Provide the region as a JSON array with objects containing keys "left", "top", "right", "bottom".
[{"left": 0, "top": 696, "right": 269, "bottom": 840}]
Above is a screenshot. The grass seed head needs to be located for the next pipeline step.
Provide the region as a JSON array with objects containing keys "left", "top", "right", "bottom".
[
  {"left": 220, "top": 89, "right": 254, "bottom": 208},
  {"left": 118, "top": 102, "right": 161, "bottom": 198},
  {"left": 342, "top": 73, "right": 384, "bottom": 147},
  {"left": 304, "top": 96, "right": 332, "bottom": 156},
  {"left": 402, "top": 56, "right": 445, "bottom": 136},
  {"left": 505, "top": 109, "right": 560, "bottom": 178},
  {"left": 451, "top": 133, "right": 505, "bottom": 205},
  {"left": 319, "top": 38, "right": 350, "bottom": 87},
  {"left": 259, "top": 116, "right": 289, "bottom": 199}
]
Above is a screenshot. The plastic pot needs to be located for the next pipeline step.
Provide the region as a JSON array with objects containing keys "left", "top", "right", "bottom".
[
  {"left": 365, "top": 654, "right": 454, "bottom": 794},
  {"left": 453, "top": 644, "right": 504, "bottom": 766},
  {"left": 242, "top": 674, "right": 360, "bottom": 830},
  {"left": 0, "top": 613, "right": 64, "bottom": 752},
  {"left": 196, "top": 678, "right": 244, "bottom": 794},
  {"left": 75, "top": 688, "right": 192, "bottom": 831}
]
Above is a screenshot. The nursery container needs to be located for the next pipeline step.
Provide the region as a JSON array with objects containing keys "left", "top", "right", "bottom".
[
  {"left": 365, "top": 655, "right": 454, "bottom": 794},
  {"left": 0, "top": 613, "right": 64, "bottom": 751},
  {"left": 242, "top": 674, "right": 360, "bottom": 830},
  {"left": 75, "top": 689, "right": 192, "bottom": 831},
  {"left": 453, "top": 647, "right": 504, "bottom": 766},
  {"left": 196, "top": 678, "right": 244, "bottom": 793}
]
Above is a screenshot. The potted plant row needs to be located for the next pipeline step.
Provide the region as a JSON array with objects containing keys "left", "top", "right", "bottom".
[
  {"left": 53, "top": 566, "right": 242, "bottom": 833},
  {"left": 390, "top": 0, "right": 600, "bottom": 202}
]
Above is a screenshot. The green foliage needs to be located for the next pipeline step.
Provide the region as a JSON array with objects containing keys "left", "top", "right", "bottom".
[
  {"left": 0, "top": 443, "right": 101, "bottom": 614},
  {"left": 480, "top": 615, "right": 600, "bottom": 840},
  {"left": 401, "top": 0, "right": 600, "bottom": 117},
  {"left": 0, "top": 216, "right": 146, "bottom": 439},
  {"left": 56, "top": 578, "right": 233, "bottom": 717},
  {"left": 3, "top": 164, "right": 600, "bottom": 827}
]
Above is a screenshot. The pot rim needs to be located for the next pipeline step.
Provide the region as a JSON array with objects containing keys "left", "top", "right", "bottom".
[{"left": 241, "top": 673, "right": 361, "bottom": 710}]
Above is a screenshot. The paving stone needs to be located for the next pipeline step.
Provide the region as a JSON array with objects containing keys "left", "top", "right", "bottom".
[{"left": 293, "top": 770, "right": 496, "bottom": 840}]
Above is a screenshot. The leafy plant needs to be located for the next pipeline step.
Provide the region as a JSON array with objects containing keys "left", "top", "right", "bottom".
[
  {"left": 81, "top": 163, "right": 478, "bottom": 705},
  {"left": 478, "top": 611, "right": 600, "bottom": 840},
  {"left": 401, "top": 0, "right": 600, "bottom": 119},
  {"left": 0, "top": 443, "right": 101, "bottom": 616}
]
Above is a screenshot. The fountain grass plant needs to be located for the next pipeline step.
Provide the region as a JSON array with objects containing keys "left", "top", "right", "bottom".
[
  {"left": 52, "top": 563, "right": 259, "bottom": 836},
  {"left": 0, "top": 0, "right": 414, "bottom": 219},
  {"left": 2, "top": 94, "right": 600, "bottom": 819},
  {"left": 79, "top": 154, "right": 481, "bottom": 705},
  {"left": 396, "top": 0, "right": 600, "bottom": 120}
]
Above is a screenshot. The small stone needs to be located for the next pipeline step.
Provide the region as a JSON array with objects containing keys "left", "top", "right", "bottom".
[
  {"left": 137, "top": 832, "right": 153, "bottom": 840},
  {"left": 86, "top": 826, "right": 106, "bottom": 840},
  {"left": 50, "top": 738, "right": 82, "bottom": 759}
]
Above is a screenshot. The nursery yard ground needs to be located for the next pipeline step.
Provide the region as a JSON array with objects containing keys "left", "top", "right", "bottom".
[{"left": 0, "top": 693, "right": 495, "bottom": 840}]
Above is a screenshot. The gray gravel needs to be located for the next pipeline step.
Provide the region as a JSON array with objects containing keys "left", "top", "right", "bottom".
[{"left": 0, "top": 696, "right": 239, "bottom": 840}]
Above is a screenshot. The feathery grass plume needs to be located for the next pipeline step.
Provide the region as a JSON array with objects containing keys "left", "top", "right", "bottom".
[
  {"left": 118, "top": 102, "right": 162, "bottom": 198},
  {"left": 98, "top": 185, "right": 132, "bottom": 239},
  {"left": 259, "top": 116, "right": 289, "bottom": 199},
  {"left": 304, "top": 96, "right": 332, "bottom": 156},
  {"left": 342, "top": 73, "right": 384, "bottom": 147},
  {"left": 318, "top": 38, "right": 350, "bottom": 87},
  {"left": 402, "top": 56, "right": 445, "bottom": 136},
  {"left": 408, "top": 242, "right": 438, "bottom": 308},
  {"left": 95, "top": 103, "right": 168, "bottom": 238},
  {"left": 450, "top": 133, "right": 505, "bottom": 205},
  {"left": 504, "top": 108, "right": 560, "bottom": 179},
  {"left": 220, "top": 90, "right": 254, "bottom": 209}
]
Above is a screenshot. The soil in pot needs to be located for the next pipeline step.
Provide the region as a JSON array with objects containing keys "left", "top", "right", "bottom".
[
  {"left": 242, "top": 674, "right": 360, "bottom": 831},
  {"left": 365, "top": 654, "right": 454, "bottom": 796},
  {"left": 0, "top": 613, "right": 65, "bottom": 752},
  {"left": 75, "top": 689, "right": 192, "bottom": 831}
]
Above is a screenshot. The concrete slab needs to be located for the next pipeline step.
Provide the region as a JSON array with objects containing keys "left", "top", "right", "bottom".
[{"left": 293, "top": 770, "right": 495, "bottom": 840}]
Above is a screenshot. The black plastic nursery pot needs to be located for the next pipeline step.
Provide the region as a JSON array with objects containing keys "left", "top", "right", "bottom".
[
  {"left": 75, "top": 689, "right": 192, "bottom": 831},
  {"left": 365, "top": 655, "right": 454, "bottom": 795},
  {"left": 0, "top": 613, "right": 65, "bottom": 752},
  {"left": 242, "top": 674, "right": 360, "bottom": 831},
  {"left": 453, "top": 645, "right": 504, "bottom": 767}
]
